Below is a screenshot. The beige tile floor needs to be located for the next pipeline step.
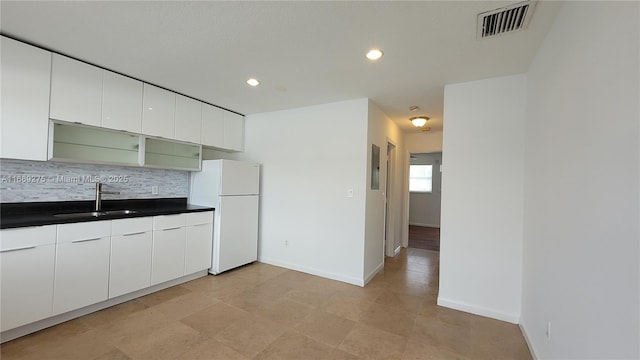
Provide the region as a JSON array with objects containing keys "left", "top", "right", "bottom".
[{"left": 1, "top": 248, "right": 532, "bottom": 360}]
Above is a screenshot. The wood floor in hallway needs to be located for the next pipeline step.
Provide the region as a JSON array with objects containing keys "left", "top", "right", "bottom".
[{"left": 408, "top": 225, "right": 440, "bottom": 251}]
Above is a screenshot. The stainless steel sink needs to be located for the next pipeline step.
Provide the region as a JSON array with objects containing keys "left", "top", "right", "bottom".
[
  {"left": 103, "top": 209, "right": 137, "bottom": 216},
  {"left": 53, "top": 209, "right": 137, "bottom": 218},
  {"left": 53, "top": 211, "right": 105, "bottom": 218}
]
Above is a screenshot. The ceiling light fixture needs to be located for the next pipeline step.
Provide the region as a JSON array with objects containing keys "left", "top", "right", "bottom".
[
  {"left": 246, "top": 78, "right": 260, "bottom": 87},
  {"left": 366, "top": 48, "right": 383, "bottom": 61},
  {"left": 410, "top": 116, "right": 430, "bottom": 128}
]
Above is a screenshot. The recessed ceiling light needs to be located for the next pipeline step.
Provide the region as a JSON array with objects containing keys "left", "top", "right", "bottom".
[
  {"left": 366, "top": 48, "right": 383, "bottom": 61},
  {"left": 246, "top": 78, "right": 260, "bottom": 87}
]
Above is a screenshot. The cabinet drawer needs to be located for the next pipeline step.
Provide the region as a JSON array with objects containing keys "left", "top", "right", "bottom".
[
  {"left": 153, "top": 214, "right": 187, "bottom": 230},
  {"left": 187, "top": 211, "right": 213, "bottom": 226},
  {"left": 0, "top": 225, "right": 56, "bottom": 250},
  {"left": 57, "top": 221, "right": 111, "bottom": 244},
  {"left": 111, "top": 217, "right": 153, "bottom": 236}
]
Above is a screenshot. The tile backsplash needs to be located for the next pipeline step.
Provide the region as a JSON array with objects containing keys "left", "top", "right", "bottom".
[{"left": 0, "top": 159, "right": 189, "bottom": 203}]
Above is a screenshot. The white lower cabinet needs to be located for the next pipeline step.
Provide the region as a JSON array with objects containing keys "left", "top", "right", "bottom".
[
  {"left": 109, "top": 218, "right": 153, "bottom": 298},
  {"left": 1, "top": 210, "right": 212, "bottom": 332},
  {"left": 185, "top": 212, "right": 213, "bottom": 274},
  {"left": 151, "top": 214, "right": 187, "bottom": 285},
  {"left": 0, "top": 225, "right": 56, "bottom": 332},
  {"left": 54, "top": 221, "right": 111, "bottom": 315}
]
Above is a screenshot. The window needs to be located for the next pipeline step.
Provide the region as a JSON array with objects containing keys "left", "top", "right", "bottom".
[{"left": 409, "top": 164, "right": 433, "bottom": 192}]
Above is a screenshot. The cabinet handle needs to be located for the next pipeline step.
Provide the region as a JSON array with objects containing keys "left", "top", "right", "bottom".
[
  {"left": 160, "top": 227, "right": 181, "bottom": 231},
  {"left": 71, "top": 237, "right": 102, "bottom": 243},
  {"left": 192, "top": 223, "right": 211, "bottom": 227},
  {"left": 0, "top": 246, "right": 36, "bottom": 253},
  {"left": 123, "top": 231, "right": 146, "bottom": 236}
]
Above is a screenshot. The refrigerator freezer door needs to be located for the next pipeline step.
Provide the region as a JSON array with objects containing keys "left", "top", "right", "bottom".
[
  {"left": 211, "top": 195, "right": 259, "bottom": 274},
  {"left": 220, "top": 160, "right": 260, "bottom": 195}
]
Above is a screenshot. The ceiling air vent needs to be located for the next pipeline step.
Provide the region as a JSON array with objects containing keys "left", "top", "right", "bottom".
[{"left": 477, "top": 1, "right": 536, "bottom": 39}]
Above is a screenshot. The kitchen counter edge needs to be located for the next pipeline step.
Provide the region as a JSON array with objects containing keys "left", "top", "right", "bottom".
[{"left": 0, "top": 199, "right": 214, "bottom": 229}]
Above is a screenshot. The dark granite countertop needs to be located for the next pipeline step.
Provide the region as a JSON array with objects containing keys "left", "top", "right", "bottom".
[{"left": 0, "top": 198, "right": 214, "bottom": 229}]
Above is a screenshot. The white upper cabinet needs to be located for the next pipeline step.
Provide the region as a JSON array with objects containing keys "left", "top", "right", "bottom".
[
  {"left": 50, "top": 54, "right": 103, "bottom": 127},
  {"left": 223, "top": 111, "right": 244, "bottom": 151},
  {"left": 102, "top": 70, "right": 143, "bottom": 133},
  {"left": 174, "top": 95, "right": 202, "bottom": 144},
  {"left": 0, "top": 36, "right": 51, "bottom": 161},
  {"left": 201, "top": 104, "right": 225, "bottom": 148},
  {"left": 142, "top": 84, "right": 176, "bottom": 139}
]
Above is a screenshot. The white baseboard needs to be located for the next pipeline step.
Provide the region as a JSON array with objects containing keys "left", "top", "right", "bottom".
[
  {"left": 258, "top": 256, "right": 364, "bottom": 287},
  {"left": 364, "top": 262, "right": 384, "bottom": 285},
  {"left": 409, "top": 222, "right": 440, "bottom": 228},
  {"left": 519, "top": 322, "right": 539, "bottom": 360},
  {"left": 0, "top": 270, "right": 207, "bottom": 343},
  {"left": 437, "top": 296, "right": 520, "bottom": 324}
]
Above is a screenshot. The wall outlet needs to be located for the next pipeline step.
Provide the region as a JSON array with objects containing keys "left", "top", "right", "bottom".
[
  {"left": 347, "top": 188, "right": 354, "bottom": 198},
  {"left": 546, "top": 322, "right": 551, "bottom": 340},
  {"left": 285, "top": 240, "right": 289, "bottom": 247},
  {"left": 151, "top": 185, "right": 159, "bottom": 195}
]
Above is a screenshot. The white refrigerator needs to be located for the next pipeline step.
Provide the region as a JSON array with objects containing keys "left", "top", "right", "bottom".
[{"left": 189, "top": 159, "right": 260, "bottom": 274}]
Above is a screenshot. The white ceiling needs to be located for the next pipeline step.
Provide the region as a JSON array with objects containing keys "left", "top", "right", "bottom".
[{"left": 0, "top": 1, "right": 561, "bottom": 133}]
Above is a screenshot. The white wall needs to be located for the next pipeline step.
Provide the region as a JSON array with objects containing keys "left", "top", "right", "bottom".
[
  {"left": 439, "top": 74, "right": 526, "bottom": 323},
  {"left": 521, "top": 2, "right": 640, "bottom": 359},
  {"left": 405, "top": 131, "right": 443, "bottom": 154},
  {"left": 229, "top": 99, "right": 370, "bottom": 285},
  {"left": 364, "top": 100, "right": 404, "bottom": 282},
  {"left": 409, "top": 152, "right": 442, "bottom": 227}
]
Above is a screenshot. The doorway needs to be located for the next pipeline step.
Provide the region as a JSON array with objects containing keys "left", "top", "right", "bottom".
[
  {"left": 384, "top": 141, "right": 397, "bottom": 257},
  {"left": 407, "top": 152, "right": 442, "bottom": 251}
]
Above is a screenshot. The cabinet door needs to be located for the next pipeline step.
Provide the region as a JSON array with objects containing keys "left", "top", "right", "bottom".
[
  {"left": 185, "top": 222, "right": 213, "bottom": 274},
  {"left": 110, "top": 232, "right": 153, "bottom": 298},
  {"left": 50, "top": 54, "right": 103, "bottom": 126},
  {"left": 174, "top": 95, "right": 202, "bottom": 144},
  {"left": 143, "top": 137, "right": 201, "bottom": 171},
  {"left": 102, "top": 70, "right": 143, "bottom": 133},
  {"left": 142, "top": 84, "right": 176, "bottom": 138},
  {"left": 50, "top": 122, "right": 141, "bottom": 165},
  {"left": 0, "top": 225, "right": 56, "bottom": 331},
  {"left": 0, "top": 36, "right": 51, "bottom": 161},
  {"left": 53, "top": 237, "right": 110, "bottom": 315},
  {"left": 54, "top": 221, "right": 111, "bottom": 315},
  {"left": 223, "top": 111, "right": 244, "bottom": 151},
  {"left": 151, "top": 227, "right": 186, "bottom": 285},
  {"left": 201, "top": 104, "right": 224, "bottom": 148}
]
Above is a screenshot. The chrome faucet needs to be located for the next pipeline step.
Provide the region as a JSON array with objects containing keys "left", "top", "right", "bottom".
[{"left": 95, "top": 182, "right": 120, "bottom": 211}]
